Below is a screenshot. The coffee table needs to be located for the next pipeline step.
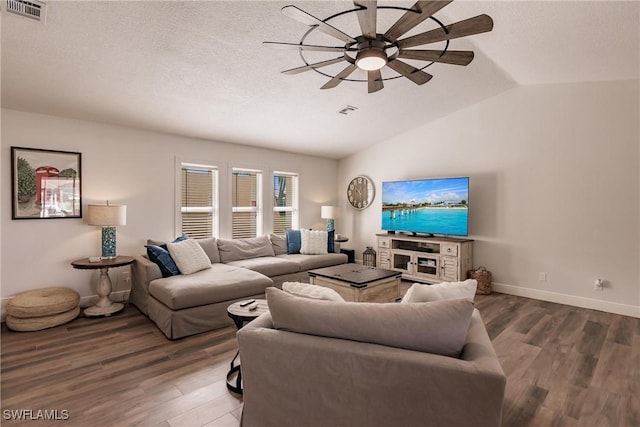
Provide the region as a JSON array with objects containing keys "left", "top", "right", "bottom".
[
  {"left": 226, "top": 299, "right": 268, "bottom": 394},
  {"left": 308, "top": 264, "right": 402, "bottom": 303}
]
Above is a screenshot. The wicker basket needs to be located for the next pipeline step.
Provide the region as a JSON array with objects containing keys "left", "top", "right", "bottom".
[{"left": 468, "top": 267, "right": 492, "bottom": 295}]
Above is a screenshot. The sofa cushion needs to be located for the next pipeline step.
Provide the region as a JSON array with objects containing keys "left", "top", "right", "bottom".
[
  {"left": 196, "top": 237, "right": 221, "bottom": 264},
  {"left": 167, "top": 238, "right": 212, "bottom": 275},
  {"left": 300, "top": 229, "right": 328, "bottom": 255},
  {"left": 266, "top": 287, "right": 474, "bottom": 357},
  {"left": 225, "top": 257, "right": 300, "bottom": 277},
  {"left": 278, "top": 253, "right": 348, "bottom": 271},
  {"left": 282, "top": 282, "right": 344, "bottom": 302},
  {"left": 218, "top": 235, "right": 275, "bottom": 263},
  {"left": 285, "top": 229, "right": 301, "bottom": 254},
  {"left": 269, "top": 234, "right": 288, "bottom": 256},
  {"left": 149, "top": 264, "right": 273, "bottom": 310},
  {"left": 402, "top": 279, "right": 477, "bottom": 303}
]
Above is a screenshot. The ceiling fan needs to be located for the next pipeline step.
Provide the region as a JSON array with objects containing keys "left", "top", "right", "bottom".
[{"left": 263, "top": 1, "right": 494, "bottom": 93}]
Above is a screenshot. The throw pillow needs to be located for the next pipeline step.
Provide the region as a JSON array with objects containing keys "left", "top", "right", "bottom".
[
  {"left": 282, "top": 282, "right": 345, "bottom": 302},
  {"left": 285, "top": 229, "right": 301, "bottom": 254},
  {"left": 145, "top": 245, "right": 180, "bottom": 278},
  {"left": 300, "top": 229, "right": 328, "bottom": 255},
  {"left": 145, "top": 235, "right": 188, "bottom": 278},
  {"left": 402, "top": 279, "right": 478, "bottom": 303},
  {"left": 267, "top": 287, "right": 474, "bottom": 357},
  {"left": 269, "top": 233, "right": 288, "bottom": 256},
  {"left": 167, "top": 238, "right": 212, "bottom": 275}
]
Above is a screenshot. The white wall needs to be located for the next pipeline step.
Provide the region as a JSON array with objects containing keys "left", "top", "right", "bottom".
[
  {"left": 339, "top": 79, "right": 640, "bottom": 317},
  {"left": 1, "top": 109, "right": 339, "bottom": 309}
]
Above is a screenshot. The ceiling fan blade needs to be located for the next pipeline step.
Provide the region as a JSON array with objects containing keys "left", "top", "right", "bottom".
[
  {"left": 397, "top": 14, "right": 494, "bottom": 49},
  {"left": 384, "top": 1, "right": 452, "bottom": 41},
  {"left": 282, "top": 57, "right": 346, "bottom": 75},
  {"left": 282, "top": 5, "right": 356, "bottom": 44},
  {"left": 354, "top": 0, "right": 377, "bottom": 39},
  {"left": 263, "top": 41, "right": 347, "bottom": 53},
  {"left": 321, "top": 63, "right": 358, "bottom": 89},
  {"left": 398, "top": 49, "right": 474, "bottom": 66},
  {"left": 368, "top": 69, "right": 383, "bottom": 93},
  {"left": 386, "top": 59, "right": 433, "bottom": 85}
]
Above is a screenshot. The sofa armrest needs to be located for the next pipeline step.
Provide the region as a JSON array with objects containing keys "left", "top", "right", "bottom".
[
  {"left": 238, "top": 311, "right": 505, "bottom": 427},
  {"left": 129, "top": 255, "right": 162, "bottom": 315}
]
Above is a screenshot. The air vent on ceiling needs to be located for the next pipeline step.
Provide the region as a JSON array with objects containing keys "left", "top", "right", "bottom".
[
  {"left": 5, "top": 0, "right": 46, "bottom": 22},
  {"left": 338, "top": 105, "right": 358, "bottom": 115}
]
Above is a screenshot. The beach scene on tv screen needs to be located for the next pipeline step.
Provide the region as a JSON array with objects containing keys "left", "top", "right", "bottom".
[{"left": 382, "top": 177, "right": 469, "bottom": 236}]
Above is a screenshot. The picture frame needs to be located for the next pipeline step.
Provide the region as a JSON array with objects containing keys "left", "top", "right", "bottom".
[{"left": 11, "top": 147, "right": 82, "bottom": 219}]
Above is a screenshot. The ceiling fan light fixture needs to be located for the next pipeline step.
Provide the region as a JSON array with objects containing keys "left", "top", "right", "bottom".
[{"left": 355, "top": 48, "right": 387, "bottom": 71}]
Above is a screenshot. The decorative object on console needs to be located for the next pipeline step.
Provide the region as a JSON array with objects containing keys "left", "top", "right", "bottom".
[
  {"left": 362, "top": 246, "right": 377, "bottom": 267},
  {"left": 11, "top": 146, "right": 82, "bottom": 219},
  {"left": 87, "top": 201, "right": 126, "bottom": 259},
  {"left": 320, "top": 205, "right": 338, "bottom": 232},
  {"left": 263, "top": 2, "right": 494, "bottom": 93},
  {"left": 347, "top": 175, "right": 374, "bottom": 209}
]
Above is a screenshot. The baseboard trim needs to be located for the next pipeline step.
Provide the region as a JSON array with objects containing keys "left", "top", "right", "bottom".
[{"left": 492, "top": 282, "right": 640, "bottom": 318}]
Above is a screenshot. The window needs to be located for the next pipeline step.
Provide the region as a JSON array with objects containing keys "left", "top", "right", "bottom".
[
  {"left": 181, "top": 163, "right": 218, "bottom": 239},
  {"left": 273, "top": 172, "right": 299, "bottom": 235},
  {"left": 231, "top": 168, "right": 262, "bottom": 239}
]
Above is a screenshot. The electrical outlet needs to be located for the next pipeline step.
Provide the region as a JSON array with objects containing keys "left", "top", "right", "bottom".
[
  {"left": 122, "top": 271, "right": 131, "bottom": 284},
  {"left": 538, "top": 272, "right": 547, "bottom": 282}
]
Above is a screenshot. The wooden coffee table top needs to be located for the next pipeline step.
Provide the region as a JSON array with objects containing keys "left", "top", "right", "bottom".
[{"left": 308, "top": 263, "right": 401, "bottom": 287}]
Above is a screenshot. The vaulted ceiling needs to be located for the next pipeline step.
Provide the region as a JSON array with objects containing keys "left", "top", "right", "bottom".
[{"left": 2, "top": 1, "right": 638, "bottom": 159}]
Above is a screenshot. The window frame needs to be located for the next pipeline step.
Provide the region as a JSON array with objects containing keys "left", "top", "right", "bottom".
[
  {"left": 231, "top": 167, "right": 263, "bottom": 239},
  {"left": 175, "top": 159, "right": 221, "bottom": 239},
  {"left": 272, "top": 170, "right": 299, "bottom": 235}
]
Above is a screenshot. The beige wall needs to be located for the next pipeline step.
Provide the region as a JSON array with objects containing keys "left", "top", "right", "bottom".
[
  {"left": 339, "top": 79, "right": 640, "bottom": 317},
  {"left": 1, "top": 109, "right": 339, "bottom": 309}
]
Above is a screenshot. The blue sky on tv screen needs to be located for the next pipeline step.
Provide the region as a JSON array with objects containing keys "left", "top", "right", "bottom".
[{"left": 382, "top": 177, "right": 469, "bottom": 205}]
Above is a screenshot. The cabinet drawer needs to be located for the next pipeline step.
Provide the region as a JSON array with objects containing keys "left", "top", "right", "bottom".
[
  {"left": 378, "top": 249, "right": 390, "bottom": 260},
  {"left": 441, "top": 244, "right": 458, "bottom": 256},
  {"left": 378, "top": 238, "right": 390, "bottom": 249}
]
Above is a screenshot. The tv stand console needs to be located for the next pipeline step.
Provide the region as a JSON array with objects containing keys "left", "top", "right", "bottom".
[{"left": 376, "top": 234, "right": 473, "bottom": 283}]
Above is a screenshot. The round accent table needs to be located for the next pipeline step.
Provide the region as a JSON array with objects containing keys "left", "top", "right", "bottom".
[
  {"left": 226, "top": 299, "right": 269, "bottom": 394},
  {"left": 71, "top": 256, "right": 134, "bottom": 317}
]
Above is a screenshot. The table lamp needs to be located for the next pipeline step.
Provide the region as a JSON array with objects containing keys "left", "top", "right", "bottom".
[
  {"left": 321, "top": 206, "right": 338, "bottom": 232},
  {"left": 87, "top": 201, "right": 126, "bottom": 259}
]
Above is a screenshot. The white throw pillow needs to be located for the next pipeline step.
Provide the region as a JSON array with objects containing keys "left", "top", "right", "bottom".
[
  {"left": 167, "top": 238, "right": 212, "bottom": 275},
  {"left": 402, "top": 279, "right": 477, "bottom": 303},
  {"left": 300, "top": 229, "right": 328, "bottom": 255},
  {"left": 282, "top": 282, "right": 344, "bottom": 302}
]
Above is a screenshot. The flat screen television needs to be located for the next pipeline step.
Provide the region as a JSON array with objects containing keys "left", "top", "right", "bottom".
[{"left": 381, "top": 177, "right": 469, "bottom": 237}]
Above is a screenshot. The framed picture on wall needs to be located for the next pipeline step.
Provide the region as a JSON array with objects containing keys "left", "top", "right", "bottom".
[{"left": 11, "top": 147, "right": 82, "bottom": 219}]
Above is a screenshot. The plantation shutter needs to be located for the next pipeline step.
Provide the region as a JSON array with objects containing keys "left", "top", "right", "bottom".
[
  {"left": 232, "top": 170, "right": 261, "bottom": 239},
  {"left": 181, "top": 166, "right": 216, "bottom": 239},
  {"left": 273, "top": 173, "right": 298, "bottom": 235}
]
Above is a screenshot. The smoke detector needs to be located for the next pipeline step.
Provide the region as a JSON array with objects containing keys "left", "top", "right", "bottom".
[{"left": 5, "top": 0, "right": 47, "bottom": 22}]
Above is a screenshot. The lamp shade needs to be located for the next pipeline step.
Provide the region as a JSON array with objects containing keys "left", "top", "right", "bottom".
[
  {"left": 87, "top": 204, "right": 126, "bottom": 226},
  {"left": 321, "top": 206, "right": 338, "bottom": 220}
]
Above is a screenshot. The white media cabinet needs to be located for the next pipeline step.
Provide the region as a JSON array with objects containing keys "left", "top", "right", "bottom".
[{"left": 376, "top": 233, "right": 473, "bottom": 283}]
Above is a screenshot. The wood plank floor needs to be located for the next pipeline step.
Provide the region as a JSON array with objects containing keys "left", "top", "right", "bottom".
[{"left": 1, "top": 292, "right": 638, "bottom": 426}]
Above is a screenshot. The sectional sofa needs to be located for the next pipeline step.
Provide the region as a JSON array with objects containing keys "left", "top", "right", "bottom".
[{"left": 130, "top": 234, "right": 347, "bottom": 339}]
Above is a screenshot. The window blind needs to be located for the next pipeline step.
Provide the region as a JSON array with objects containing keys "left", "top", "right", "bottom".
[{"left": 181, "top": 166, "right": 217, "bottom": 239}]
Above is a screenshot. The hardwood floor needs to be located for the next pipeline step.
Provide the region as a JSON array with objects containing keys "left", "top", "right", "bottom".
[{"left": 1, "top": 293, "right": 638, "bottom": 426}]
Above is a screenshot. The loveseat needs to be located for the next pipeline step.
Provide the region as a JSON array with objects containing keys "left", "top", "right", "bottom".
[
  {"left": 238, "top": 284, "right": 506, "bottom": 427},
  {"left": 130, "top": 234, "right": 347, "bottom": 339}
]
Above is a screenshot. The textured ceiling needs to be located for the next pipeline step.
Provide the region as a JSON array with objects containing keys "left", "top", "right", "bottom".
[{"left": 2, "top": 1, "right": 638, "bottom": 159}]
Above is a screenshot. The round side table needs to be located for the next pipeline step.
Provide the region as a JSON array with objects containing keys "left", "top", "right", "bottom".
[
  {"left": 226, "top": 299, "right": 269, "bottom": 394},
  {"left": 71, "top": 256, "right": 134, "bottom": 317}
]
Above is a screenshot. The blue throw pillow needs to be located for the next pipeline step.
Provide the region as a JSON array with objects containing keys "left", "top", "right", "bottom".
[
  {"left": 286, "top": 229, "right": 301, "bottom": 254},
  {"left": 145, "top": 235, "right": 188, "bottom": 277},
  {"left": 328, "top": 229, "right": 335, "bottom": 253}
]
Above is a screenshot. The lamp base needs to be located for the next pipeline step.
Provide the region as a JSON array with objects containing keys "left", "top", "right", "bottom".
[
  {"left": 326, "top": 219, "right": 335, "bottom": 232},
  {"left": 101, "top": 226, "right": 117, "bottom": 259}
]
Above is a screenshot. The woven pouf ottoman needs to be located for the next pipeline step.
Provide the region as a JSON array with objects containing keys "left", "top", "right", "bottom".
[{"left": 6, "top": 287, "right": 80, "bottom": 332}]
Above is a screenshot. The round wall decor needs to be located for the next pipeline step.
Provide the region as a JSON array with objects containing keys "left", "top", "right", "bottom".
[{"left": 347, "top": 175, "right": 374, "bottom": 210}]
